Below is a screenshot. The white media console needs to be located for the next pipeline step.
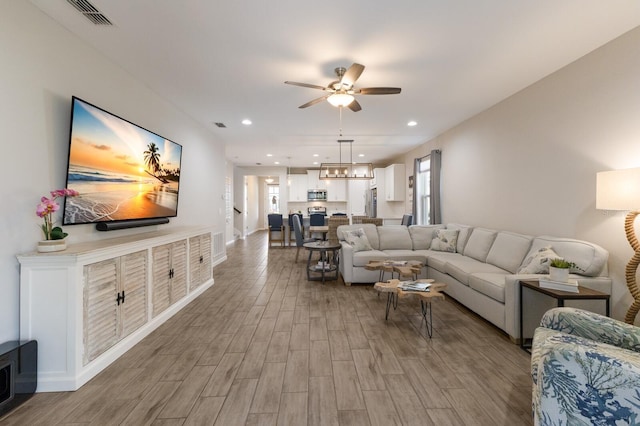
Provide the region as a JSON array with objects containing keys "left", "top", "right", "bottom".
[{"left": 17, "top": 226, "right": 219, "bottom": 392}]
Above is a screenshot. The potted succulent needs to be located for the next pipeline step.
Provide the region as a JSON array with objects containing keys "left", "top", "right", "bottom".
[{"left": 549, "top": 258, "right": 579, "bottom": 282}]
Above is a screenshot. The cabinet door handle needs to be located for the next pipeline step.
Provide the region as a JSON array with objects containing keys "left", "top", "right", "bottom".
[
  {"left": 199, "top": 255, "right": 203, "bottom": 264},
  {"left": 169, "top": 268, "right": 174, "bottom": 279},
  {"left": 116, "top": 291, "right": 125, "bottom": 306}
]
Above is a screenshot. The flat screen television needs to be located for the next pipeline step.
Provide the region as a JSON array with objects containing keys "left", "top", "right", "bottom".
[{"left": 62, "top": 97, "right": 182, "bottom": 227}]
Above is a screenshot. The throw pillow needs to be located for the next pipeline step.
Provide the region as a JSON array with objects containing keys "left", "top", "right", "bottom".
[
  {"left": 517, "top": 246, "right": 561, "bottom": 274},
  {"left": 344, "top": 228, "right": 373, "bottom": 252},
  {"left": 429, "top": 229, "right": 459, "bottom": 253}
]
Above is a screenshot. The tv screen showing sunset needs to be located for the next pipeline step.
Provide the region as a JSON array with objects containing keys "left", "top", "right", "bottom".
[{"left": 63, "top": 97, "right": 182, "bottom": 225}]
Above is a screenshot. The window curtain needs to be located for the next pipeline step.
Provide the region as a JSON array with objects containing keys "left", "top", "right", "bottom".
[
  {"left": 429, "top": 149, "right": 441, "bottom": 224},
  {"left": 412, "top": 157, "right": 419, "bottom": 221}
]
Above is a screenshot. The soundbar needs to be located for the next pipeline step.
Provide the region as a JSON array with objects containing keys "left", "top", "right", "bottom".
[{"left": 96, "top": 217, "right": 170, "bottom": 231}]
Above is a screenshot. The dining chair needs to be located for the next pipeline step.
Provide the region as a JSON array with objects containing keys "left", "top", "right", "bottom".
[
  {"left": 328, "top": 216, "right": 349, "bottom": 244},
  {"left": 267, "top": 213, "right": 285, "bottom": 247},
  {"left": 288, "top": 213, "right": 303, "bottom": 246},
  {"left": 401, "top": 214, "right": 413, "bottom": 226},
  {"left": 309, "top": 213, "right": 326, "bottom": 239},
  {"left": 293, "top": 214, "right": 315, "bottom": 262}
]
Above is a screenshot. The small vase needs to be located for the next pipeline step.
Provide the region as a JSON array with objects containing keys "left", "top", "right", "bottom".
[
  {"left": 37, "top": 239, "right": 67, "bottom": 253},
  {"left": 549, "top": 266, "right": 569, "bottom": 282}
]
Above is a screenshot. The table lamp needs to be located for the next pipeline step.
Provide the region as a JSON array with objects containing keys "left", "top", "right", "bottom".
[{"left": 596, "top": 167, "right": 640, "bottom": 324}]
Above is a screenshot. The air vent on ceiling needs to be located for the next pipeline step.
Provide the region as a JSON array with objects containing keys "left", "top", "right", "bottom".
[
  {"left": 214, "top": 122, "right": 227, "bottom": 128},
  {"left": 66, "top": 0, "right": 113, "bottom": 25}
]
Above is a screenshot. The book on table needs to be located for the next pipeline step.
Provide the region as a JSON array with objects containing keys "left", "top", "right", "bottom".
[
  {"left": 398, "top": 281, "right": 432, "bottom": 292},
  {"left": 538, "top": 278, "right": 579, "bottom": 293}
]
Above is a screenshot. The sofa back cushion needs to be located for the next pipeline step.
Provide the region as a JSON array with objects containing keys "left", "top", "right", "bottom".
[
  {"left": 487, "top": 231, "right": 533, "bottom": 273},
  {"left": 408, "top": 225, "right": 445, "bottom": 250},
  {"left": 378, "top": 225, "right": 413, "bottom": 250},
  {"left": 463, "top": 228, "right": 497, "bottom": 262},
  {"left": 524, "top": 236, "right": 609, "bottom": 277},
  {"left": 337, "top": 224, "right": 379, "bottom": 250},
  {"left": 446, "top": 224, "right": 473, "bottom": 253}
]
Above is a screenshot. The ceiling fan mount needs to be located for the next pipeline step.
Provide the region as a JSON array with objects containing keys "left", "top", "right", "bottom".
[{"left": 285, "top": 63, "right": 401, "bottom": 112}]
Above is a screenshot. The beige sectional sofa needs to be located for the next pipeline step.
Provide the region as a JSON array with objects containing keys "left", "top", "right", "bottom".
[{"left": 337, "top": 223, "right": 612, "bottom": 341}]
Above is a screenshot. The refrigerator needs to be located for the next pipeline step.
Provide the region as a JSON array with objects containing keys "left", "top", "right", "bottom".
[{"left": 365, "top": 188, "right": 377, "bottom": 218}]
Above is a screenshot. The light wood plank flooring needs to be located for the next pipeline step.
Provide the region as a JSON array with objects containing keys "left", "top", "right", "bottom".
[{"left": 1, "top": 232, "right": 533, "bottom": 425}]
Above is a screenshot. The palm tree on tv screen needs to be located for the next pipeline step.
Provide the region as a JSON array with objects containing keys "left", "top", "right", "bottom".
[{"left": 143, "top": 142, "right": 169, "bottom": 183}]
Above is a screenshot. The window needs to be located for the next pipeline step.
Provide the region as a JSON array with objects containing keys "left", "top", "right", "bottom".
[
  {"left": 267, "top": 184, "right": 279, "bottom": 213},
  {"left": 416, "top": 156, "right": 430, "bottom": 225}
]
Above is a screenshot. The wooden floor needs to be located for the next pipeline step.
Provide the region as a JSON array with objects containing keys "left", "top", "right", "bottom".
[{"left": 1, "top": 231, "right": 533, "bottom": 425}]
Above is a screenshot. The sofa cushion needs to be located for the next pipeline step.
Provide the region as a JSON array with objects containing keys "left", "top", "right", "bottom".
[
  {"left": 378, "top": 225, "right": 413, "bottom": 250},
  {"left": 430, "top": 229, "right": 459, "bottom": 252},
  {"left": 343, "top": 228, "right": 374, "bottom": 252},
  {"left": 445, "top": 257, "right": 508, "bottom": 285},
  {"left": 486, "top": 231, "right": 533, "bottom": 273},
  {"left": 352, "top": 250, "right": 388, "bottom": 267},
  {"left": 518, "top": 246, "right": 560, "bottom": 274},
  {"left": 337, "top": 224, "right": 379, "bottom": 250},
  {"left": 408, "top": 225, "right": 446, "bottom": 250},
  {"left": 527, "top": 236, "right": 609, "bottom": 277},
  {"left": 463, "top": 228, "right": 497, "bottom": 262},
  {"left": 424, "top": 251, "right": 463, "bottom": 273},
  {"left": 381, "top": 250, "right": 427, "bottom": 263},
  {"left": 468, "top": 273, "right": 507, "bottom": 303},
  {"left": 446, "top": 224, "right": 473, "bottom": 253}
]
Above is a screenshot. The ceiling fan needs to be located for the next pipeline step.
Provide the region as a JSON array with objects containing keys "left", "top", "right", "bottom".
[{"left": 285, "top": 63, "right": 401, "bottom": 112}]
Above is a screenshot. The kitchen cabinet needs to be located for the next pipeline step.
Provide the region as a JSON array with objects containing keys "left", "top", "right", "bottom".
[
  {"left": 384, "top": 164, "right": 405, "bottom": 201},
  {"left": 324, "top": 179, "right": 346, "bottom": 201},
  {"left": 307, "top": 170, "right": 327, "bottom": 190},
  {"left": 348, "top": 180, "right": 367, "bottom": 215},
  {"left": 17, "top": 227, "right": 214, "bottom": 391},
  {"left": 288, "top": 174, "right": 308, "bottom": 202}
]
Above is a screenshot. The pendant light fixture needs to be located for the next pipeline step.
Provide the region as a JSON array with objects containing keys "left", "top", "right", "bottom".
[{"left": 319, "top": 139, "right": 373, "bottom": 180}]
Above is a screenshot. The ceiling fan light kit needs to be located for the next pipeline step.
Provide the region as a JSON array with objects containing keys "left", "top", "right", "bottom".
[
  {"left": 327, "top": 93, "right": 355, "bottom": 107},
  {"left": 319, "top": 139, "right": 374, "bottom": 181},
  {"left": 285, "top": 63, "right": 401, "bottom": 111}
]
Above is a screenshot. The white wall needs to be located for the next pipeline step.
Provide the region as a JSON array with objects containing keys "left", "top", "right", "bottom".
[
  {"left": 0, "top": 2, "right": 226, "bottom": 342},
  {"left": 398, "top": 26, "right": 640, "bottom": 324}
]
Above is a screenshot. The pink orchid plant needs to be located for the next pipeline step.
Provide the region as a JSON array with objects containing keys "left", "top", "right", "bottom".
[{"left": 36, "top": 188, "right": 79, "bottom": 240}]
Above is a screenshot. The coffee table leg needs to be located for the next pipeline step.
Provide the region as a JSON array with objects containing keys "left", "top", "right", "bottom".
[
  {"left": 421, "top": 300, "right": 434, "bottom": 338},
  {"left": 384, "top": 293, "right": 398, "bottom": 320}
]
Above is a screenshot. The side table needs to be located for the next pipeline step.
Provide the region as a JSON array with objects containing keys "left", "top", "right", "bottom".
[
  {"left": 519, "top": 279, "right": 610, "bottom": 352},
  {"left": 303, "top": 241, "right": 341, "bottom": 283}
]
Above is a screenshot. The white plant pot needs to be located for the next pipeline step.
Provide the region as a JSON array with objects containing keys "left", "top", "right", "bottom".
[
  {"left": 37, "top": 239, "right": 67, "bottom": 253},
  {"left": 549, "top": 266, "right": 569, "bottom": 282}
]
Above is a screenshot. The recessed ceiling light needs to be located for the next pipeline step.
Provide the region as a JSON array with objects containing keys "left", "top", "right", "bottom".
[
  {"left": 242, "top": 119, "right": 252, "bottom": 125},
  {"left": 407, "top": 120, "right": 417, "bottom": 127},
  {"left": 358, "top": 154, "right": 365, "bottom": 157},
  {"left": 313, "top": 161, "right": 318, "bottom": 165},
  {"left": 274, "top": 161, "right": 280, "bottom": 165},
  {"left": 313, "top": 154, "right": 319, "bottom": 157},
  {"left": 266, "top": 154, "right": 272, "bottom": 157}
]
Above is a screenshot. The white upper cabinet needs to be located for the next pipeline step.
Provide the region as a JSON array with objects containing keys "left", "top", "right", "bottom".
[
  {"left": 288, "top": 174, "right": 308, "bottom": 201},
  {"left": 384, "top": 164, "right": 406, "bottom": 201},
  {"left": 324, "top": 179, "right": 346, "bottom": 201}
]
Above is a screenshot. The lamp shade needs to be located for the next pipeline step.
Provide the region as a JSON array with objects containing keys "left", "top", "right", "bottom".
[{"left": 596, "top": 168, "right": 640, "bottom": 211}]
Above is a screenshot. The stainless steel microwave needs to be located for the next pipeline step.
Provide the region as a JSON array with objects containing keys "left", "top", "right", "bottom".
[{"left": 307, "top": 189, "right": 327, "bottom": 201}]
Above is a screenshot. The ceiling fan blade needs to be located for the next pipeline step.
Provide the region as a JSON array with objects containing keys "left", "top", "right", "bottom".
[
  {"left": 348, "top": 99, "right": 362, "bottom": 112},
  {"left": 299, "top": 95, "right": 329, "bottom": 109},
  {"left": 356, "top": 87, "right": 402, "bottom": 95},
  {"left": 285, "top": 81, "right": 327, "bottom": 91},
  {"left": 340, "top": 63, "right": 365, "bottom": 88}
]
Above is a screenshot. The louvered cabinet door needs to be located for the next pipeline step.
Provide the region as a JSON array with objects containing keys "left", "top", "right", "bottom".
[
  {"left": 152, "top": 244, "right": 172, "bottom": 317},
  {"left": 170, "top": 240, "right": 187, "bottom": 303},
  {"left": 120, "top": 250, "right": 148, "bottom": 338},
  {"left": 83, "top": 259, "right": 119, "bottom": 365},
  {"left": 189, "top": 233, "right": 212, "bottom": 290}
]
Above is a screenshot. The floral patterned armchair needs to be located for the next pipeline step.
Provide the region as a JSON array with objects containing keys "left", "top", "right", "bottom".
[{"left": 531, "top": 307, "right": 640, "bottom": 425}]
